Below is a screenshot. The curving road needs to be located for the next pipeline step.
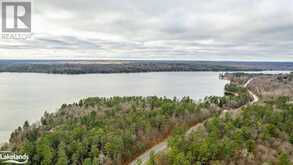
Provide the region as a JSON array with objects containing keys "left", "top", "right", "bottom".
[
  {"left": 244, "top": 78, "right": 259, "bottom": 104},
  {"left": 129, "top": 78, "right": 258, "bottom": 165}
]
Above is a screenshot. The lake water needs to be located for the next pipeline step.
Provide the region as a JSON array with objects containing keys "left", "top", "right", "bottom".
[{"left": 0, "top": 72, "right": 228, "bottom": 142}]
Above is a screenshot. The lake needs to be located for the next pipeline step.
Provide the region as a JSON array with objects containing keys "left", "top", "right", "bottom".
[{"left": 0, "top": 72, "right": 228, "bottom": 142}]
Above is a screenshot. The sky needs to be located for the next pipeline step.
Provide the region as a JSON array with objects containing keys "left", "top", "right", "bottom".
[{"left": 0, "top": 0, "right": 293, "bottom": 61}]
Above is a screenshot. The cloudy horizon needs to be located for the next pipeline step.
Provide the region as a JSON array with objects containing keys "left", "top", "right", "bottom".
[{"left": 1, "top": 0, "right": 293, "bottom": 61}]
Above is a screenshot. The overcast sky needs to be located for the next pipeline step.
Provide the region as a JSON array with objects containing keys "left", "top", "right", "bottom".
[{"left": 1, "top": 0, "right": 293, "bottom": 61}]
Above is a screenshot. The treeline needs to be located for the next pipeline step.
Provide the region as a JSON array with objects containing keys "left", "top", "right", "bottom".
[
  {"left": 205, "top": 83, "right": 252, "bottom": 109},
  {"left": 155, "top": 96, "right": 293, "bottom": 165},
  {"left": 2, "top": 83, "right": 251, "bottom": 165},
  {"left": 0, "top": 60, "right": 266, "bottom": 74},
  {"left": 2, "top": 60, "right": 293, "bottom": 74}
]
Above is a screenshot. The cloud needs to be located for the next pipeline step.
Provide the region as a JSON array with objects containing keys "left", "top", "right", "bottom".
[{"left": 1, "top": 0, "right": 293, "bottom": 61}]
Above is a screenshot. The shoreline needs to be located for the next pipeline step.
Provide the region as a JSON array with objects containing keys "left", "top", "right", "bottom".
[
  {"left": 1, "top": 60, "right": 293, "bottom": 75},
  {"left": 0, "top": 70, "right": 290, "bottom": 76}
]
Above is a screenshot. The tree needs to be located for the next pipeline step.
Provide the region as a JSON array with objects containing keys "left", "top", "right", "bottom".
[
  {"left": 71, "top": 153, "right": 80, "bottom": 165},
  {"left": 289, "top": 134, "right": 293, "bottom": 145},
  {"left": 277, "top": 152, "right": 291, "bottom": 165},
  {"left": 147, "top": 151, "right": 156, "bottom": 165},
  {"left": 83, "top": 158, "right": 92, "bottom": 165},
  {"left": 90, "top": 145, "right": 99, "bottom": 158},
  {"left": 172, "top": 152, "right": 190, "bottom": 165},
  {"left": 92, "top": 157, "right": 99, "bottom": 165},
  {"left": 36, "top": 140, "right": 53, "bottom": 165},
  {"left": 56, "top": 142, "right": 68, "bottom": 165},
  {"left": 23, "top": 120, "right": 30, "bottom": 129}
]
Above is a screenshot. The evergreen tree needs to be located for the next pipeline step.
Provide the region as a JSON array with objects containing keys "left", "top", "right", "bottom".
[{"left": 56, "top": 142, "right": 68, "bottom": 165}]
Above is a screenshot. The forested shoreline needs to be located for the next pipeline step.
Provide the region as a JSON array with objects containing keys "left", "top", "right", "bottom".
[
  {"left": 2, "top": 73, "right": 293, "bottom": 165},
  {"left": 1, "top": 60, "right": 293, "bottom": 74},
  {"left": 1, "top": 79, "right": 251, "bottom": 164}
]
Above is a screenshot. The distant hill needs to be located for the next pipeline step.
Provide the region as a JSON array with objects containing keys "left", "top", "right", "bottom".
[{"left": 0, "top": 60, "right": 292, "bottom": 74}]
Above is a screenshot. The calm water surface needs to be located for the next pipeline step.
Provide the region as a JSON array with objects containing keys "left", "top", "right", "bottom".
[{"left": 0, "top": 72, "right": 228, "bottom": 142}]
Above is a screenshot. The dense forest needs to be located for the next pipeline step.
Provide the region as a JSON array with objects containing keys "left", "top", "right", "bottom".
[
  {"left": 1, "top": 82, "right": 251, "bottom": 165},
  {"left": 148, "top": 73, "right": 293, "bottom": 165},
  {"left": 155, "top": 96, "right": 293, "bottom": 165},
  {"left": 1, "top": 60, "right": 293, "bottom": 74}
]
